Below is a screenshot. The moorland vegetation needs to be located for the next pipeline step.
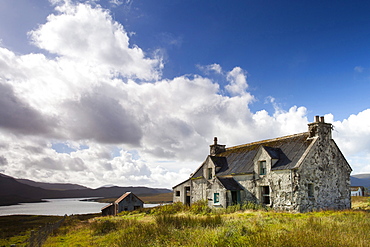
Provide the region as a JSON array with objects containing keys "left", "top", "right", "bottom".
[{"left": 1, "top": 197, "right": 369, "bottom": 247}]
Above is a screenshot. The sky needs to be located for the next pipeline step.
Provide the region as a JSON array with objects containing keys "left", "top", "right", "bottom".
[{"left": 0, "top": 0, "right": 370, "bottom": 189}]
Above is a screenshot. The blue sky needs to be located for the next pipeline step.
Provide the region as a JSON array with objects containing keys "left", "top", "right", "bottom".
[
  {"left": 108, "top": 0, "right": 370, "bottom": 119},
  {"left": 0, "top": 0, "right": 369, "bottom": 188}
]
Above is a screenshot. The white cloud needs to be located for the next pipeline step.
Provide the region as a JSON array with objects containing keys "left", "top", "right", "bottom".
[
  {"left": 110, "top": 0, "right": 124, "bottom": 6},
  {"left": 0, "top": 0, "right": 369, "bottom": 189},
  {"left": 225, "top": 67, "right": 251, "bottom": 96},
  {"left": 29, "top": 1, "right": 162, "bottom": 81},
  {"left": 354, "top": 66, "right": 364, "bottom": 73}
]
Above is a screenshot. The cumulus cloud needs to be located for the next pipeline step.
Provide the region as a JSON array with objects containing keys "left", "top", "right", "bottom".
[
  {"left": 0, "top": 81, "right": 58, "bottom": 136},
  {"left": 29, "top": 1, "right": 162, "bottom": 81},
  {"left": 0, "top": 0, "right": 369, "bottom": 189},
  {"left": 198, "top": 63, "right": 223, "bottom": 74},
  {"left": 225, "top": 67, "right": 250, "bottom": 96}
]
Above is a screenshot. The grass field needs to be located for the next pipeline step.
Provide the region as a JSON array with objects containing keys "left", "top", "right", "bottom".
[
  {"left": 0, "top": 214, "right": 99, "bottom": 247},
  {"left": 2, "top": 197, "right": 369, "bottom": 247}
]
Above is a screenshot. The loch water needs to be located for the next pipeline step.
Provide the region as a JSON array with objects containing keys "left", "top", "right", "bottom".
[{"left": 0, "top": 198, "right": 159, "bottom": 216}]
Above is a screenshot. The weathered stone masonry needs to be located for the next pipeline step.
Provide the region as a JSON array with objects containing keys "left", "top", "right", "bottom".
[{"left": 173, "top": 116, "right": 352, "bottom": 212}]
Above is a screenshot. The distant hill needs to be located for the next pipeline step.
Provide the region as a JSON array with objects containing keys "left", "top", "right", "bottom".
[
  {"left": 0, "top": 173, "right": 171, "bottom": 206},
  {"left": 16, "top": 178, "right": 89, "bottom": 190},
  {"left": 0, "top": 173, "right": 58, "bottom": 206},
  {"left": 351, "top": 174, "right": 370, "bottom": 188}
]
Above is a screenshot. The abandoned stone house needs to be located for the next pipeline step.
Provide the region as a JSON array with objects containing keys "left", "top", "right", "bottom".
[
  {"left": 173, "top": 116, "right": 352, "bottom": 212},
  {"left": 101, "top": 192, "right": 144, "bottom": 216}
]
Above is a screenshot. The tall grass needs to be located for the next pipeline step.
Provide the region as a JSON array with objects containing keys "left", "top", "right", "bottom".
[
  {"left": 155, "top": 214, "right": 222, "bottom": 228},
  {"left": 42, "top": 200, "right": 370, "bottom": 247}
]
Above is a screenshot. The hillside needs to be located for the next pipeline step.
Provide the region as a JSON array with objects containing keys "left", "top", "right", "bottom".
[
  {"left": 0, "top": 174, "right": 57, "bottom": 206},
  {"left": 0, "top": 173, "right": 171, "bottom": 206},
  {"left": 16, "top": 178, "right": 89, "bottom": 190},
  {"left": 350, "top": 173, "right": 370, "bottom": 188}
]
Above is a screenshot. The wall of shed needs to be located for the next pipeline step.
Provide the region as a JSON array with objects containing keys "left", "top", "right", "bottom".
[
  {"left": 294, "top": 139, "right": 351, "bottom": 212},
  {"left": 102, "top": 204, "right": 116, "bottom": 216},
  {"left": 117, "top": 194, "right": 143, "bottom": 213}
]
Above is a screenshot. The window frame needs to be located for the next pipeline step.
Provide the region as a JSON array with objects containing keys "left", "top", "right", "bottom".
[
  {"left": 259, "top": 160, "right": 267, "bottom": 175},
  {"left": 307, "top": 183, "right": 314, "bottom": 198},
  {"left": 175, "top": 190, "right": 180, "bottom": 197},
  {"left": 261, "top": 186, "right": 270, "bottom": 205},
  {"left": 214, "top": 193, "right": 220, "bottom": 204},
  {"left": 208, "top": 168, "right": 213, "bottom": 179}
]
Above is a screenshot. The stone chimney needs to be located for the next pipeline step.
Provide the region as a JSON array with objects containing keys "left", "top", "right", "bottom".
[
  {"left": 210, "top": 137, "right": 226, "bottom": 156},
  {"left": 308, "top": 115, "right": 332, "bottom": 140}
]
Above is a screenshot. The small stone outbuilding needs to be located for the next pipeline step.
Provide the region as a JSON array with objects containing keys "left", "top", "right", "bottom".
[
  {"left": 101, "top": 192, "right": 144, "bottom": 216},
  {"left": 173, "top": 116, "right": 352, "bottom": 212}
]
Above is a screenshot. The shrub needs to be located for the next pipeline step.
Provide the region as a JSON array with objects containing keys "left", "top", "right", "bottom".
[
  {"left": 153, "top": 202, "right": 188, "bottom": 215},
  {"left": 90, "top": 219, "right": 118, "bottom": 235},
  {"left": 190, "top": 200, "right": 212, "bottom": 214},
  {"left": 155, "top": 214, "right": 222, "bottom": 229}
]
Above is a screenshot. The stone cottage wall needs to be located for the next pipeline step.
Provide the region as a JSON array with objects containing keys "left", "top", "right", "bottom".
[
  {"left": 232, "top": 174, "right": 257, "bottom": 203},
  {"left": 206, "top": 179, "right": 227, "bottom": 208},
  {"left": 295, "top": 139, "right": 351, "bottom": 212},
  {"left": 173, "top": 180, "right": 191, "bottom": 203},
  {"left": 191, "top": 178, "right": 207, "bottom": 203}
]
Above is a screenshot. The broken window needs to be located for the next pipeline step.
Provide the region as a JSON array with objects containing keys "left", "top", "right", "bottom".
[
  {"left": 208, "top": 168, "right": 212, "bottom": 179},
  {"left": 259, "top": 161, "right": 267, "bottom": 175},
  {"left": 176, "top": 191, "right": 180, "bottom": 196},
  {"left": 214, "top": 193, "right": 220, "bottom": 203},
  {"left": 185, "top": 186, "right": 191, "bottom": 205},
  {"left": 308, "top": 183, "right": 314, "bottom": 198},
  {"left": 261, "top": 186, "right": 270, "bottom": 204}
]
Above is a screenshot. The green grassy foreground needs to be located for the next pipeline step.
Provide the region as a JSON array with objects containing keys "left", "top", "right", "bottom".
[
  {"left": 1, "top": 197, "right": 369, "bottom": 246},
  {"left": 43, "top": 198, "right": 369, "bottom": 247}
]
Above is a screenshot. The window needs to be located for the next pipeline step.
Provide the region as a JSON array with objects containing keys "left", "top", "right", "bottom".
[
  {"left": 261, "top": 186, "right": 270, "bottom": 204},
  {"left": 308, "top": 183, "right": 314, "bottom": 198},
  {"left": 185, "top": 187, "right": 191, "bottom": 205},
  {"left": 214, "top": 193, "right": 220, "bottom": 203},
  {"left": 176, "top": 191, "right": 180, "bottom": 197},
  {"left": 259, "top": 161, "right": 267, "bottom": 175},
  {"left": 208, "top": 168, "right": 213, "bottom": 179}
]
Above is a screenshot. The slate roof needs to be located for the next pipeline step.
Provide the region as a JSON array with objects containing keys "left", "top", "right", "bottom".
[
  {"left": 212, "top": 132, "right": 313, "bottom": 176},
  {"left": 218, "top": 177, "right": 243, "bottom": 190}
]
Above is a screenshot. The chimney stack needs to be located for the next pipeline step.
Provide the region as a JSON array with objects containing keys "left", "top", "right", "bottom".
[
  {"left": 308, "top": 115, "right": 332, "bottom": 139},
  {"left": 210, "top": 137, "right": 226, "bottom": 156}
]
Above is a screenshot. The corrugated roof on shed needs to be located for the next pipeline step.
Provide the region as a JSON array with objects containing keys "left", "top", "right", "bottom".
[{"left": 115, "top": 192, "right": 144, "bottom": 204}]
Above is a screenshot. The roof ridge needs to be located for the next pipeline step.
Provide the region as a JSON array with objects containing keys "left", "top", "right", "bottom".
[
  {"left": 114, "top": 192, "right": 131, "bottom": 203},
  {"left": 225, "top": 132, "right": 308, "bottom": 151}
]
